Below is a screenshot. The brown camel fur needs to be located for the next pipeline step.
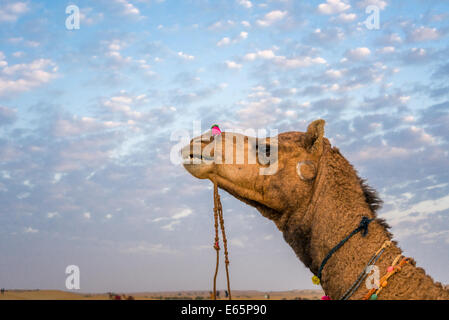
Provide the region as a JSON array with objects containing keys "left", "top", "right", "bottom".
[{"left": 182, "top": 119, "right": 449, "bottom": 300}]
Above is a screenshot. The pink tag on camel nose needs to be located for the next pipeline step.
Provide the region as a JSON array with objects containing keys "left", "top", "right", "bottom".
[{"left": 211, "top": 124, "right": 221, "bottom": 136}]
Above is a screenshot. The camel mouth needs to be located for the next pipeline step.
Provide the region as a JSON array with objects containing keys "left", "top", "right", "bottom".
[
  {"left": 183, "top": 153, "right": 215, "bottom": 163},
  {"left": 181, "top": 143, "right": 216, "bottom": 179},
  {"left": 181, "top": 146, "right": 215, "bottom": 164}
]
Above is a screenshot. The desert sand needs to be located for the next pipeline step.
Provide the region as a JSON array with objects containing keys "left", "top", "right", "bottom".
[{"left": 0, "top": 289, "right": 324, "bottom": 300}]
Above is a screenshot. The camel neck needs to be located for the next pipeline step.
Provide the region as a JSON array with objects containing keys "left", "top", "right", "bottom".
[
  {"left": 307, "top": 210, "right": 397, "bottom": 299},
  {"left": 281, "top": 146, "right": 449, "bottom": 299},
  {"left": 303, "top": 204, "right": 448, "bottom": 299},
  {"left": 283, "top": 192, "right": 398, "bottom": 299}
]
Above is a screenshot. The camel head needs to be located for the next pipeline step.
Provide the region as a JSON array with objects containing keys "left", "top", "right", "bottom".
[
  {"left": 183, "top": 120, "right": 449, "bottom": 301},
  {"left": 182, "top": 119, "right": 327, "bottom": 224}
]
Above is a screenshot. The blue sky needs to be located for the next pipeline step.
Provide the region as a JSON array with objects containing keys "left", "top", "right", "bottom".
[{"left": 1, "top": 0, "right": 449, "bottom": 293}]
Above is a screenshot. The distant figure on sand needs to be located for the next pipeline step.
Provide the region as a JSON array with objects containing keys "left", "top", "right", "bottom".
[
  {"left": 225, "top": 290, "right": 228, "bottom": 298},
  {"left": 1, "top": 288, "right": 4, "bottom": 295}
]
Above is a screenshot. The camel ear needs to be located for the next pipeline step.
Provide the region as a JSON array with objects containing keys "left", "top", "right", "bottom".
[{"left": 305, "top": 119, "right": 325, "bottom": 155}]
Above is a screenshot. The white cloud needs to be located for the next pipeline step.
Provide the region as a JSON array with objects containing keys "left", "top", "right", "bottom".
[
  {"left": 317, "top": 0, "right": 350, "bottom": 15},
  {"left": 1, "top": 171, "right": 11, "bottom": 179},
  {"left": 421, "top": 230, "right": 449, "bottom": 245},
  {"left": 217, "top": 37, "right": 231, "bottom": 47},
  {"left": 172, "top": 208, "right": 193, "bottom": 219},
  {"left": 236, "top": 90, "right": 283, "bottom": 127},
  {"left": 381, "top": 33, "right": 402, "bottom": 45},
  {"left": 0, "top": 1, "right": 29, "bottom": 22},
  {"left": 244, "top": 49, "right": 276, "bottom": 60},
  {"left": 103, "top": 93, "right": 147, "bottom": 120},
  {"left": 17, "top": 192, "right": 30, "bottom": 199},
  {"left": 12, "top": 51, "right": 24, "bottom": 58},
  {"left": 382, "top": 194, "right": 449, "bottom": 226},
  {"left": 154, "top": 208, "right": 193, "bottom": 231},
  {"left": 80, "top": 7, "right": 104, "bottom": 25},
  {"left": 152, "top": 217, "right": 168, "bottom": 222},
  {"left": 8, "top": 37, "right": 23, "bottom": 44},
  {"left": 23, "top": 180, "right": 33, "bottom": 188},
  {"left": 208, "top": 20, "right": 236, "bottom": 31},
  {"left": 274, "top": 55, "right": 327, "bottom": 68},
  {"left": 377, "top": 46, "right": 395, "bottom": 54},
  {"left": 0, "top": 58, "right": 58, "bottom": 96},
  {"left": 102, "top": 39, "right": 135, "bottom": 67},
  {"left": 345, "top": 47, "right": 371, "bottom": 59},
  {"left": 252, "top": 86, "right": 266, "bottom": 91},
  {"left": 243, "top": 49, "right": 326, "bottom": 68},
  {"left": 237, "top": 0, "right": 252, "bottom": 8},
  {"left": 6, "top": 36, "right": 40, "bottom": 48},
  {"left": 54, "top": 115, "right": 125, "bottom": 137},
  {"left": 285, "top": 110, "right": 296, "bottom": 117},
  {"left": 403, "top": 116, "right": 415, "bottom": 123},
  {"left": 47, "top": 212, "right": 59, "bottom": 219},
  {"left": 336, "top": 12, "right": 357, "bottom": 22},
  {"left": 25, "top": 40, "right": 40, "bottom": 48},
  {"left": 162, "top": 220, "right": 181, "bottom": 231},
  {"left": 256, "top": 10, "right": 287, "bottom": 27},
  {"left": 239, "top": 31, "right": 248, "bottom": 39},
  {"left": 351, "top": 146, "right": 411, "bottom": 161},
  {"left": 230, "top": 237, "right": 246, "bottom": 247},
  {"left": 409, "top": 126, "right": 435, "bottom": 144},
  {"left": 408, "top": 26, "right": 441, "bottom": 42},
  {"left": 121, "top": 243, "right": 177, "bottom": 255},
  {"left": 24, "top": 226, "right": 38, "bottom": 234},
  {"left": 406, "top": 47, "right": 427, "bottom": 61},
  {"left": 325, "top": 69, "right": 344, "bottom": 78},
  {"left": 0, "top": 51, "right": 7, "bottom": 67},
  {"left": 178, "top": 51, "right": 195, "bottom": 60},
  {"left": 310, "top": 27, "right": 345, "bottom": 43},
  {"left": 113, "top": 0, "right": 141, "bottom": 17},
  {"left": 0, "top": 105, "right": 16, "bottom": 125},
  {"left": 225, "top": 60, "right": 243, "bottom": 69},
  {"left": 215, "top": 32, "right": 248, "bottom": 48},
  {"left": 357, "top": 0, "right": 388, "bottom": 10}
]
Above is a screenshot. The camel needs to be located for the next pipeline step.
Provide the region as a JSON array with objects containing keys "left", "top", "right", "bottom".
[{"left": 182, "top": 119, "right": 449, "bottom": 300}]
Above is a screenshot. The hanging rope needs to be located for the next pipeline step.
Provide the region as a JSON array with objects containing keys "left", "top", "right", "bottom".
[
  {"left": 212, "top": 178, "right": 232, "bottom": 300},
  {"left": 212, "top": 179, "right": 220, "bottom": 300}
]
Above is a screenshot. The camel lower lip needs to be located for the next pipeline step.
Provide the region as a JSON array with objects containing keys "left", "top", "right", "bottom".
[{"left": 183, "top": 154, "right": 215, "bottom": 161}]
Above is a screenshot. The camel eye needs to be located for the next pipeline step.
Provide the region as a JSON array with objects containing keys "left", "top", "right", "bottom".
[
  {"left": 264, "top": 145, "right": 271, "bottom": 157},
  {"left": 256, "top": 143, "right": 271, "bottom": 158}
]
